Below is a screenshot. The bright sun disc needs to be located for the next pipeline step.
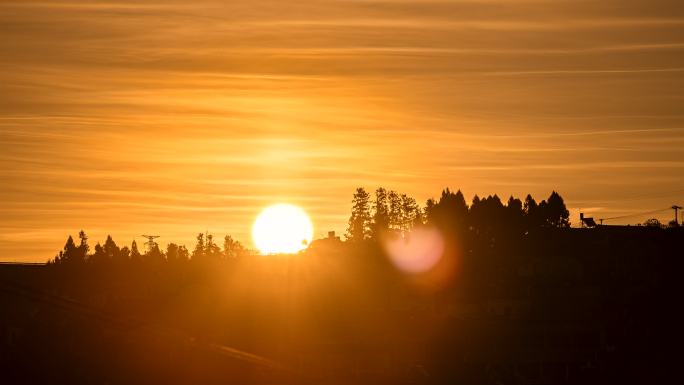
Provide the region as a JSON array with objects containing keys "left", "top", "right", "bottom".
[{"left": 252, "top": 204, "right": 314, "bottom": 254}]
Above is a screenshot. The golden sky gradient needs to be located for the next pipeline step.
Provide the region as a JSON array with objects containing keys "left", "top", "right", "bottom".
[{"left": 1, "top": 0, "right": 683, "bottom": 261}]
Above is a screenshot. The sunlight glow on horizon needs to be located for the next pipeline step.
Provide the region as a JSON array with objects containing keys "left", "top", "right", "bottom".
[
  {"left": 252, "top": 204, "right": 314, "bottom": 254},
  {"left": 0, "top": 0, "right": 682, "bottom": 261}
]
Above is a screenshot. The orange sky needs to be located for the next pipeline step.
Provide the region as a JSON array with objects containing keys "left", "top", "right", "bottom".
[{"left": 1, "top": 0, "right": 683, "bottom": 261}]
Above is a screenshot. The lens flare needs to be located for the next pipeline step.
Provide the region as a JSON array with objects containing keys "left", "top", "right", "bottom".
[{"left": 383, "top": 227, "right": 444, "bottom": 274}]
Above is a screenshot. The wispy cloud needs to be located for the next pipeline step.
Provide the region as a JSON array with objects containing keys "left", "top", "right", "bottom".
[{"left": 1, "top": 0, "right": 683, "bottom": 260}]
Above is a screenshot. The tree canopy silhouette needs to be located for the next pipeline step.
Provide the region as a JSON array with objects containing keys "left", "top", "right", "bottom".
[{"left": 344, "top": 186, "right": 573, "bottom": 247}]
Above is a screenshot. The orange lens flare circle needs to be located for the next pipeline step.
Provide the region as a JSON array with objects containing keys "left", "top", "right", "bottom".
[{"left": 383, "top": 227, "right": 445, "bottom": 274}]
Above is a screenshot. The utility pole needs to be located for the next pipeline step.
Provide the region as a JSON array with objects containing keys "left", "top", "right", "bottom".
[{"left": 673, "top": 205, "right": 683, "bottom": 226}]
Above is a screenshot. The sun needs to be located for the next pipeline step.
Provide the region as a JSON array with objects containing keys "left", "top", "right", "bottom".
[{"left": 252, "top": 204, "right": 314, "bottom": 254}]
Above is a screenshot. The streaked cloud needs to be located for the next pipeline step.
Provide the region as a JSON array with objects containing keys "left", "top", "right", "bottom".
[{"left": 1, "top": 0, "right": 683, "bottom": 260}]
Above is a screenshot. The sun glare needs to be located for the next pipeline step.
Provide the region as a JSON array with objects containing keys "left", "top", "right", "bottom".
[{"left": 252, "top": 204, "right": 314, "bottom": 254}]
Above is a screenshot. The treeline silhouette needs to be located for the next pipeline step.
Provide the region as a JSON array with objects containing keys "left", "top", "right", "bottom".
[
  {"left": 345, "top": 187, "right": 569, "bottom": 241},
  {"left": 2, "top": 187, "right": 682, "bottom": 385},
  {"left": 48, "top": 188, "right": 570, "bottom": 266},
  {"left": 49, "top": 231, "right": 247, "bottom": 266}
]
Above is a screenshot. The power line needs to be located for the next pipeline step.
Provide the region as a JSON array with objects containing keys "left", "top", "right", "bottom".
[{"left": 600, "top": 207, "right": 671, "bottom": 222}]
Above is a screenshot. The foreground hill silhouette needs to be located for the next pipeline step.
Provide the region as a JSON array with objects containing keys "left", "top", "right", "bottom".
[{"left": 1, "top": 188, "right": 682, "bottom": 385}]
